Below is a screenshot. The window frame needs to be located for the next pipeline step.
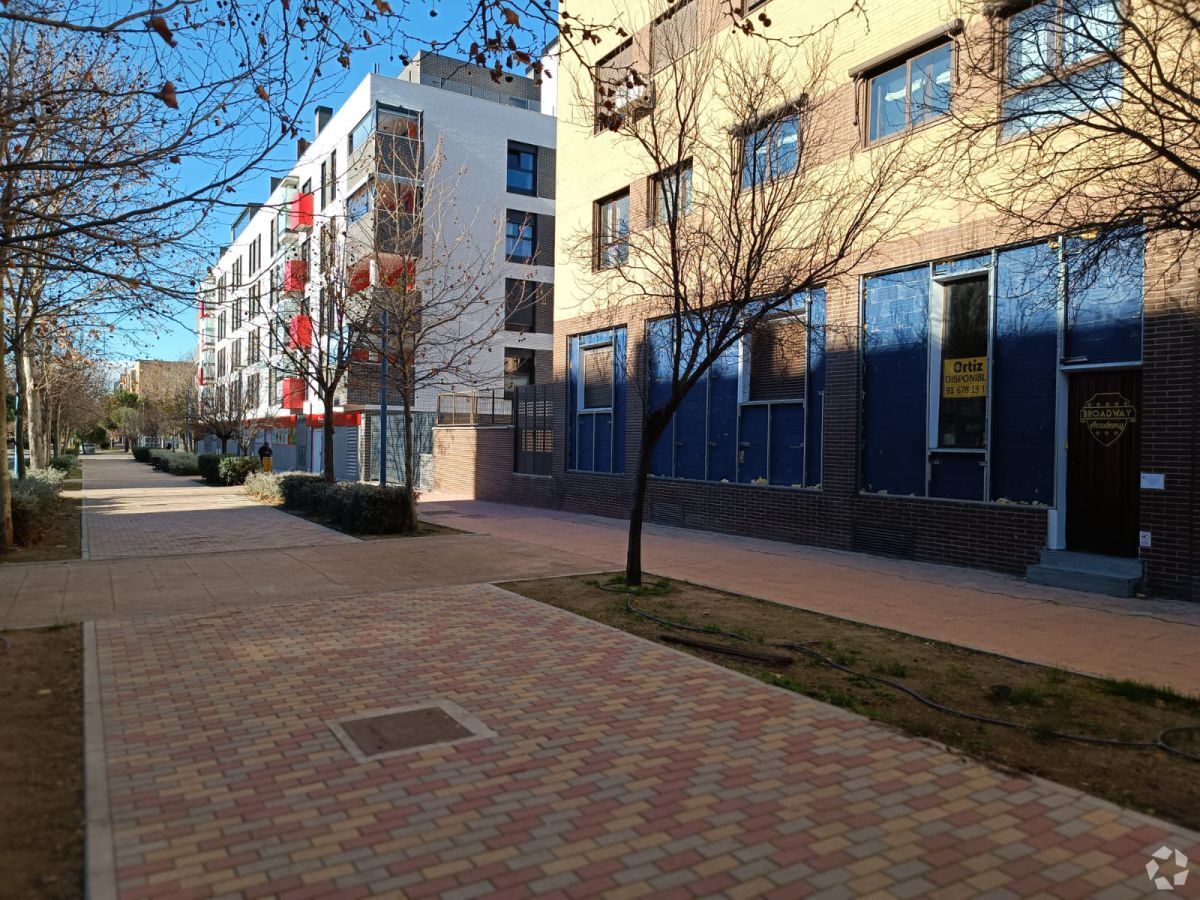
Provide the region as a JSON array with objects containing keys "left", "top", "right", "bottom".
[
  {"left": 1000, "top": 0, "right": 1123, "bottom": 135},
  {"left": 741, "top": 309, "right": 809, "bottom": 405},
  {"left": 506, "top": 141, "right": 538, "bottom": 196},
  {"left": 740, "top": 109, "right": 802, "bottom": 188},
  {"left": 505, "top": 210, "right": 537, "bottom": 263},
  {"left": 580, "top": 341, "right": 615, "bottom": 411},
  {"left": 652, "top": 161, "right": 693, "bottom": 226},
  {"left": 504, "top": 279, "right": 539, "bottom": 333},
  {"left": 594, "top": 189, "right": 630, "bottom": 270},
  {"left": 864, "top": 39, "right": 954, "bottom": 146}
]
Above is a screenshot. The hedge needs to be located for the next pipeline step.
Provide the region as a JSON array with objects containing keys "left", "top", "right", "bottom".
[
  {"left": 218, "top": 456, "right": 260, "bottom": 486},
  {"left": 11, "top": 469, "right": 66, "bottom": 545},
  {"left": 131, "top": 446, "right": 151, "bottom": 463},
  {"left": 275, "top": 474, "right": 415, "bottom": 534},
  {"left": 48, "top": 453, "right": 78, "bottom": 473}
]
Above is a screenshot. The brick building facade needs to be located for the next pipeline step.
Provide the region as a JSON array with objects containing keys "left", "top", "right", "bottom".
[{"left": 431, "top": 0, "right": 1199, "bottom": 601}]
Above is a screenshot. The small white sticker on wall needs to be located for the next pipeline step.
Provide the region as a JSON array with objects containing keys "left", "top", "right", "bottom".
[
  {"left": 1139, "top": 531, "right": 1152, "bottom": 548},
  {"left": 1140, "top": 473, "right": 1166, "bottom": 490}
]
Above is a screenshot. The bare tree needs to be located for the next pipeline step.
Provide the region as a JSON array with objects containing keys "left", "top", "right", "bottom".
[
  {"left": 363, "top": 131, "right": 510, "bottom": 524},
  {"left": 946, "top": 0, "right": 1200, "bottom": 258},
  {"left": 195, "top": 377, "right": 261, "bottom": 455},
  {"left": 571, "top": 7, "right": 922, "bottom": 585}
]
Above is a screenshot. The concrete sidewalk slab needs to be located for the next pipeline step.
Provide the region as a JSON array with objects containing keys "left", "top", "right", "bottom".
[
  {"left": 87, "top": 587, "right": 1198, "bottom": 899},
  {"left": 418, "top": 498, "right": 1200, "bottom": 695}
]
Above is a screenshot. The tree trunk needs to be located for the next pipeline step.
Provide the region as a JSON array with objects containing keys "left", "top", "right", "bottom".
[
  {"left": 0, "top": 254, "right": 12, "bottom": 548},
  {"left": 401, "top": 381, "right": 418, "bottom": 531},
  {"left": 220, "top": 435, "right": 229, "bottom": 453},
  {"left": 13, "top": 344, "right": 28, "bottom": 479},
  {"left": 322, "top": 391, "right": 336, "bottom": 483},
  {"left": 625, "top": 412, "right": 670, "bottom": 587}
]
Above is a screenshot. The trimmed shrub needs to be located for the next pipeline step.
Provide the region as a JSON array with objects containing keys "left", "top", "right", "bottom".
[
  {"left": 279, "top": 473, "right": 329, "bottom": 512},
  {"left": 11, "top": 469, "right": 66, "bottom": 545},
  {"left": 243, "top": 472, "right": 283, "bottom": 503},
  {"left": 48, "top": 453, "right": 78, "bottom": 473},
  {"left": 131, "top": 446, "right": 151, "bottom": 463},
  {"left": 165, "top": 452, "right": 200, "bottom": 476},
  {"left": 148, "top": 449, "right": 170, "bottom": 470},
  {"left": 319, "top": 482, "right": 415, "bottom": 534},
  {"left": 197, "top": 453, "right": 225, "bottom": 484},
  {"left": 218, "top": 455, "right": 261, "bottom": 486}
]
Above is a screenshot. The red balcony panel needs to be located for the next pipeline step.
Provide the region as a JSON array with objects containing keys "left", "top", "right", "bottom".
[
  {"left": 348, "top": 258, "right": 371, "bottom": 295},
  {"left": 282, "top": 258, "right": 308, "bottom": 293},
  {"left": 288, "top": 192, "right": 314, "bottom": 231},
  {"left": 281, "top": 377, "right": 306, "bottom": 410},
  {"left": 288, "top": 314, "right": 313, "bottom": 350},
  {"left": 350, "top": 348, "right": 371, "bottom": 362},
  {"left": 379, "top": 257, "right": 416, "bottom": 290}
]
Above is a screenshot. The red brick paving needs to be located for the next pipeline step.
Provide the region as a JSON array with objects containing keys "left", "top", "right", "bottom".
[{"left": 93, "top": 586, "right": 1198, "bottom": 898}]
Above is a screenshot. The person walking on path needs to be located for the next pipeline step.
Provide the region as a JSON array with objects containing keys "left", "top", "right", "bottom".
[{"left": 257, "top": 439, "right": 274, "bottom": 473}]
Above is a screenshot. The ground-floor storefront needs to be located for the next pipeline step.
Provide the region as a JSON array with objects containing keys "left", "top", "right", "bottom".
[{"left": 433, "top": 225, "right": 1198, "bottom": 600}]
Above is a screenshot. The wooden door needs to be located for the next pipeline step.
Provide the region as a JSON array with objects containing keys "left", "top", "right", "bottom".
[{"left": 1066, "top": 369, "right": 1141, "bottom": 556}]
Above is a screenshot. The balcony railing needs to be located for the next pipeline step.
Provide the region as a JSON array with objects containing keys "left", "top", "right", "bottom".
[
  {"left": 282, "top": 258, "right": 308, "bottom": 294},
  {"left": 436, "top": 390, "right": 512, "bottom": 426},
  {"left": 288, "top": 192, "right": 314, "bottom": 232}
]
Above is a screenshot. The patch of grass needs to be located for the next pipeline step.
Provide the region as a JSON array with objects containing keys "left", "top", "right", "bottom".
[
  {"left": 1102, "top": 678, "right": 1197, "bottom": 709},
  {"left": 872, "top": 660, "right": 909, "bottom": 679}
]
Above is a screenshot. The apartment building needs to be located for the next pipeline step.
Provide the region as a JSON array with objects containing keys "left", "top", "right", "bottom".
[
  {"left": 431, "top": 0, "right": 1198, "bottom": 601},
  {"left": 196, "top": 53, "right": 555, "bottom": 481},
  {"left": 118, "top": 359, "right": 194, "bottom": 401}
]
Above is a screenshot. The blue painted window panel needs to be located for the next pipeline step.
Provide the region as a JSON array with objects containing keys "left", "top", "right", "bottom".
[
  {"left": 674, "top": 374, "right": 708, "bottom": 481},
  {"left": 707, "top": 344, "right": 740, "bottom": 482},
  {"left": 805, "top": 290, "right": 826, "bottom": 486},
  {"left": 612, "top": 328, "right": 627, "bottom": 474},
  {"left": 576, "top": 411, "right": 595, "bottom": 471},
  {"left": 933, "top": 253, "right": 991, "bottom": 277},
  {"left": 930, "top": 454, "right": 986, "bottom": 501},
  {"left": 737, "top": 405, "right": 769, "bottom": 484},
  {"left": 769, "top": 404, "right": 805, "bottom": 487},
  {"left": 862, "top": 267, "right": 929, "bottom": 496},
  {"left": 592, "top": 413, "right": 613, "bottom": 472},
  {"left": 991, "top": 243, "right": 1059, "bottom": 503},
  {"left": 1064, "top": 229, "right": 1143, "bottom": 364},
  {"left": 645, "top": 320, "right": 676, "bottom": 477},
  {"left": 567, "top": 337, "right": 580, "bottom": 469}
]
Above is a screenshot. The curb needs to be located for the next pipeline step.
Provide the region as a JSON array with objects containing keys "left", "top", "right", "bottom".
[{"left": 83, "top": 621, "right": 116, "bottom": 900}]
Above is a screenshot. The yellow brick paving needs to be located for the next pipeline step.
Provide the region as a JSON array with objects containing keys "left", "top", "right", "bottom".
[{"left": 93, "top": 585, "right": 1198, "bottom": 899}]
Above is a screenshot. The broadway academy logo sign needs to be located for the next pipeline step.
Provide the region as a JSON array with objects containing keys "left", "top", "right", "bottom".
[{"left": 1080, "top": 393, "right": 1137, "bottom": 447}]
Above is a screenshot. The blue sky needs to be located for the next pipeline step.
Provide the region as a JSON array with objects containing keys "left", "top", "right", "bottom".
[{"left": 111, "top": 1, "right": 551, "bottom": 365}]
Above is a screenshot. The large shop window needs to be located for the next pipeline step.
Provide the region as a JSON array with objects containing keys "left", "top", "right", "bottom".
[
  {"left": 644, "top": 291, "right": 825, "bottom": 488},
  {"left": 568, "top": 328, "right": 627, "bottom": 473},
  {"left": 861, "top": 226, "right": 1143, "bottom": 505},
  {"left": 936, "top": 276, "right": 989, "bottom": 449}
]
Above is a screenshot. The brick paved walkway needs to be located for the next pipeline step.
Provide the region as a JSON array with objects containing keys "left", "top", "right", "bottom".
[
  {"left": 90, "top": 586, "right": 1197, "bottom": 899},
  {"left": 420, "top": 499, "right": 1200, "bottom": 696},
  {"left": 83, "top": 455, "right": 355, "bottom": 559}
]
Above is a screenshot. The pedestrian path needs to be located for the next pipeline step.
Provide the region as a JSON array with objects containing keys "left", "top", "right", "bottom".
[
  {"left": 88, "top": 586, "right": 1198, "bottom": 899},
  {"left": 419, "top": 498, "right": 1200, "bottom": 695},
  {"left": 82, "top": 455, "right": 354, "bottom": 559}
]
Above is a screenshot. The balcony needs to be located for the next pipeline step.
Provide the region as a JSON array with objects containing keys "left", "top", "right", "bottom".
[
  {"left": 288, "top": 191, "right": 314, "bottom": 232},
  {"left": 282, "top": 258, "right": 308, "bottom": 294},
  {"left": 436, "top": 390, "right": 513, "bottom": 426},
  {"left": 287, "top": 314, "right": 313, "bottom": 350},
  {"left": 281, "top": 377, "right": 306, "bottom": 410}
]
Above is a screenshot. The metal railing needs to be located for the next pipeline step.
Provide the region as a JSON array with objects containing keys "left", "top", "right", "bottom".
[{"left": 436, "top": 390, "right": 513, "bottom": 426}]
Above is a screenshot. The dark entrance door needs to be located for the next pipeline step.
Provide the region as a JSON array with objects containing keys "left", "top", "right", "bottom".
[{"left": 1066, "top": 369, "right": 1141, "bottom": 556}]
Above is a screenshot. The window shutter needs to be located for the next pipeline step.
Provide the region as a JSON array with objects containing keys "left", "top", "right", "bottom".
[{"left": 749, "top": 316, "right": 807, "bottom": 401}]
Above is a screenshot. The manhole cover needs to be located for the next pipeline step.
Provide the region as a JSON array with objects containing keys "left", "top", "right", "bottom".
[{"left": 329, "top": 700, "right": 495, "bottom": 763}]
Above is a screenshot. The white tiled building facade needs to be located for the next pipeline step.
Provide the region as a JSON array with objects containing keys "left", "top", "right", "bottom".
[{"left": 196, "top": 54, "right": 555, "bottom": 480}]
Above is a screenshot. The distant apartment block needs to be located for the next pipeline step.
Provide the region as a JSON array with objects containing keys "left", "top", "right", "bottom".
[{"left": 196, "top": 53, "right": 555, "bottom": 482}]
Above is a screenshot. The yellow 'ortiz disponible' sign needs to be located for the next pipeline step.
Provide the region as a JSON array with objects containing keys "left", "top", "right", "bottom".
[{"left": 942, "top": 357, "right": 987, "bottom": 398}]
